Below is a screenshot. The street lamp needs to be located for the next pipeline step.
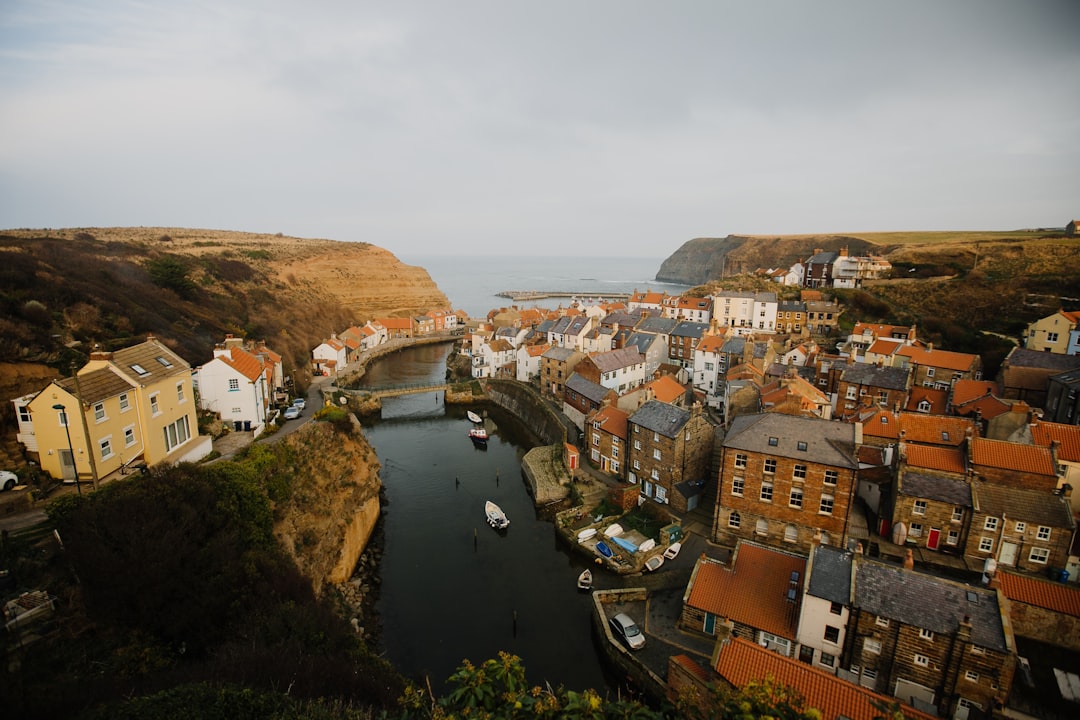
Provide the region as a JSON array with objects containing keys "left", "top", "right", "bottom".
[{"left": 52, "top": 403, "right": 80, "bottom": 495}]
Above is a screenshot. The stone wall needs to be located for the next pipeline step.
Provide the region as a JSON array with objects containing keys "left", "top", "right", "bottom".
[
  {"left": 483, "top": 379, "right": 568, "bottom": 446},
  {"left": 1006, "top": 599, "right": 1080, "bottom": 651}
]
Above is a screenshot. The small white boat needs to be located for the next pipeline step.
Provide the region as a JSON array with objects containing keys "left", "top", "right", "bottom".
[
  {"left": 577, "top": 569, "right": 593, "bottom": 591},
  {"left": 467, "top": 410, "right": 483, "bottom": 424},
  {"left": 577, "top": 528, "right": 598, "bottom": 543},
  {"left": 663, "top": 541, "right": 682, "bottom": 560},
  {"left": 485, "top": 500, "right": 509, "bottom": 530},
  {"left": 603, "top": 523, "right": 624, "bottom": 537},
  {"left": 644, "top": 555, "right": 664, "bottom": 572},
  {"left": 638, "top": 539, "right": 656, "bottom": 553}
]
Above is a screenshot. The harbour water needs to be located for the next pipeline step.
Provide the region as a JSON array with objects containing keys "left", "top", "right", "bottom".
[
  {"left": 401, "top": 253, "right": 690, "bottom": 318},
  {"left": 359, "top": 343, "right": 615, "bottom": 694}
]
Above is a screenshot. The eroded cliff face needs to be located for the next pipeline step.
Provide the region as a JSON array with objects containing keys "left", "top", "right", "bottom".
[
  {"left": 273, "top": 419, "right": 382, "bottom": 597},
  {"left": 655, "top": 234, "right": 878, "bottom": 285}
]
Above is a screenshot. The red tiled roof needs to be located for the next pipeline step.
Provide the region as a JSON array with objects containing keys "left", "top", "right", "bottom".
[
  {"left": 1031, "top": 421, "right": 1080, "bottom": 463},
  {"left": 220, "top": 347, "right": 264, "bottom": 382},
  {"left": 696, "top": 334, "right": 726, "bottom": 353},
  {"left": 685, "top": 544, "right": 804, "bottom": 639},
  {"left": 714, "top": 638, "right": 938, "bottom": 720},
  {"left": 905, "top": 387, "right": 949, "bottom": 415},
  {"left": 997, "top": 570, "right": 1080, "bottom": 617},
  {"left": 951, "top": 379, "right": 1000, "bottom": 406},
  {"left": 593, "top": 405, "right": 629, "bottom": 440},
  {"left": 648, "top": 375, "right": 686, "bottom": 404},
  {"left": 972, "top": 437, "right": 1056, "bottom": 476},
  {"left": 378, "top": 317, "right": 412, "bottom": 330},
  {"left": 861, "top": 409, "right": 899, "bottom": 440},
  {"left": 899, "top": 412, "right": 975, "bottom": 446},
  {"left": 852, "top": 322, "right": 911, "bottom": 339},
  {"left": 865, "top": 337, "right": 905, "bottom": 355},
  {"left": 670, "top": 654, "right": 712, "bottom": 683},
  {"left": 897, "top": 345, "right": 979, "bottom": 372},
  {"left": 903, "top": 445, "right": 966, "bottom": 474}
]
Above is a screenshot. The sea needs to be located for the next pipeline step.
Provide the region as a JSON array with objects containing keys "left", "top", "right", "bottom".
[{"left": 399, "top": 254, "right": 691, "bottom": 319}]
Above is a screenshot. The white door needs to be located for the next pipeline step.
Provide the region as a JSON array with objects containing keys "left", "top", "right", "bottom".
[{"left": 999, "top": 541, "right": 1018, "bottom": 567}]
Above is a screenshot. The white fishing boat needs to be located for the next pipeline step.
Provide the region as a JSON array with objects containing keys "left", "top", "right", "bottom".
[
  {"left": 577, "top": 527, "right": 598, "bottom": 543},
  {"left": 644, "top": 555, "right": 664, "bottom": 572},
  {"left": 638, "top": 539, "right": 656, "bottom": 553},
  {"left": 603, "top": 523, "right": 624, "bottom": 538},
  {"left": 485, "top": 500, "right": 509, "bottom": 530},
  {"left": 577, "top": 569, "right": 593, "bottom": 591},
  {"left": 467, "top": 410, "right": 483, "bottom": 424},
  {"left": 468, "top": 426, "right": 488, "bottom": 443},
  {"left": 663, "top": 541, "right": 682, "bottom": 560}
]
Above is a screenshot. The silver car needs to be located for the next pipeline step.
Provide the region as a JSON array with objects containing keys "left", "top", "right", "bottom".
[{"left": 609, "top": 612, "right": 645, "bottom": 650}]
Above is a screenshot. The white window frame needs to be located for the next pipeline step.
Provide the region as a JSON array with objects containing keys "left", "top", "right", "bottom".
[
  {"left": 150, "top": 392, "right": 160, "bottom": 416},
  {"left": 728, "top": 511, "right": 741, "bottom": 529},
  {"left": 913, "top": 500, "right": 927, "bottom": 515},
  {"left": 1029, "top": 547, "right": 1050, "bottom": 564},
  {"left": 99, "top": 436, "right": 113, "bottom": 460},
  {"left": 978, "top": 536, "right": 994, "bottom": 553},
  {"left": 1036, "top": 525, "right": 1051, "bottom": 541},
  {"left": 94, "top": 402, "right": 106, "bottom": 422},
  {"left": 731, "top": 477, "right": 744, "bottom": 496},
  {"left": 819, "top": 494, "right": 834, "bottom": 515},
  {"left": 789, "top": 487, "right": 803, "bottom": 509},
  {"left": 913, "top": 653, "right": 929, "bottom": 668},
  {"left": 824, "top": 470, "right": 838, "bottom": 486},
  {"left": 760, "top": 481, "right": 773, "bottom": 502},
  {"left": 734, "top": 453, "right": 747, "bottom": 469},
  {"left": 919, "top": 628, "right": 934, "bottom": 641},
  {"left": 864, "top": 638, "right": 882, "bottom": 655},
  {"left": 124, "top": 426, "right": 136, "bottom": 447},
  {"left": 984, "top": 516, "right": 999, "bottom": 531},
  {"left": 119, "top": 393, "right": 130, "bottom": 412}
]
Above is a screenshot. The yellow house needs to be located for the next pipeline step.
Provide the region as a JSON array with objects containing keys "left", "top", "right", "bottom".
[
  {"left": 1024, "top": 309, "right": 1080, "bottom": 354},
  {"left": 28, "top": 337, "right": 212, "bottom": 485}
]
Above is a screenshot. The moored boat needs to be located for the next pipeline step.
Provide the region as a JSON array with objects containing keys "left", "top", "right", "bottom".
[
  {"left": 485, "top": 500, "right": 509, "bottom": 530},
  {"left": 467, "top": 410, "right": 483, "bottom": 424},
  {"left": 577, "top": 569, "right": 593, "bottom": 591},
  {"left": 468, "top": 426, "right": 488, "bottom": 443},
  {"left": 644, "top": 555, "right": 664, "bottom": 572},
  {"left": 577, "top": 527, "right": 597, "bottom": 543},
  {"left": 596, "top": 540, "right": 613, "bottom": 559},
  {"left": 663, "top": 541, "right": 682, "bottom": 560}
]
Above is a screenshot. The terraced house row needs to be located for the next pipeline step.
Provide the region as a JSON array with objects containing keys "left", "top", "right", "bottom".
[{"left": 468, "top": 290, "right": 1080, "bottom": 718}]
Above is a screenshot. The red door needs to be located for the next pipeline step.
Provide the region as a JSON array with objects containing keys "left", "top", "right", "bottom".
[{"left": 927, "top": 527, "right": 940, "bottom": 550}]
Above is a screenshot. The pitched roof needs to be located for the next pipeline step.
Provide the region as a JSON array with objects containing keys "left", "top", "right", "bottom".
[
  {"left": 714, "top": 638, "right": 938, "bottom": 720},
  {"left": 219, "top": 346, "right": 264, "bottom": 382},
  {"left": 670, "top": 321, "right": 709, "bottom": 339},
  {"left": 899, "top": 471, "right": 971, "bottom": 506},
  {"left": 695, "top": 334, "right": 726, "bottom": 353},
  {"left": 854, "top": 559, "right": 1008, "bottom": 652},
  {"left": 997, "top": 570, "right": 1080, "bottom": 617},
  {"left": 897, "top": 344, "right": 979, "bottom": 372},
  {"left": 1003, "top": 347, "right": 1080, "bottom": 372},
  {"left": 806, "top": 544, "right": 854, "bottom": 605},
  {"left": 590, "top": 347, "right": 644, "bottom": 372},
  {"left": 851, "top": 322, "right": 913, "bottom": 340},
  {"left": 686, "top": 544, "right": 805, "bottom": 639},
  {"left": 1031, "top": 420, "right": 1080, "bottom": 463},
  {"left": 592, "top": 405, "right": 629, "bottom": 440},
  {"left": 971, "top": 482, "right": 1074, "bottom": 528},
  {"left": 629, "top": 400, "right": 691, "bottom": 438},
  {"left": 565, "top": 373, "right": 610, "bottom": 403},
  {"left": 542, "top": 346, "right": 579, "bottom": 362},
  {"left": 898, "top": 412, "right": 974, "bottom": 446},
  {"left": 951, "top": 379, "right": 1001, "bottom": 406},
  {"left": 724, "top": 413, "right": 858, "bottom": 468},
  {"left": 646, "top": 374, "right": 687, "bottom": 404},
  {"left": 905, "top": 386, "right": 948, "bottom": 414},
  {"left": 72, "top": 366, "right": 136, "bottom": 404},
  {"left": 903, "top": 445, "right": 966, "bottom": 474},
  {"left": 971, "top": 437, "right": 1056, "bottom": 476},
  {"left": 839, "top": 363, "right": 910, "bottom": 390}
]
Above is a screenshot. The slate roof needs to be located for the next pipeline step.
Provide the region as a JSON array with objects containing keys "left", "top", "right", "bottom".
[
  {"left": 853, "top": 560, "right": 1008, "bottom": 652},
  {"left": 724, "top": 413, "right": 858, "bottom": 468},
  {"left": 840, "top": 363, "right": 910, "bottom": 390},
  {"left": 806, "top": 544, "right": 854, "bottom": 604},
  {"left": 720, "top": 337, "right": 746, "bottom": 355},
  {"left": 590, "top": 347, "right": 644, "bottom": 372},
  {"left": 714, "top": 638, "right": 938, "bottom": 720},
  {"left": 778, "top": 300, "right": 806, "bottom": 313},
  {"left": 1004, "top": 347, "right": 1080, "bottom": 372},
  {"left": 971, "top": 437, "right": 1056, "bottom": 476},
  {"left": 899, "top": 471, "right": 972, "bottom": 506},
  {"left": 542, "top": 346, "right": 578, "bottom": 362},
  {"left": 670, "top": 321, "right": 709, "bottom": 339},
  {"left": 686, "top": 544, "right": 805, "bottom": 639},
  {"left": 997, "top": 570, "right": 1080, "bottom": 617},
  {"left": 635, "top": 316, "right": 677, "bottom": 334},
  {"left": 624, "top": 332, "right": 662, "bottom": 355},
  {"left": 629, "top": 400, "right": 691, "bottom": 438},
  {"left": 971, "top": 482, "right": 1074, "bottom": 528},
  {"left": 565, "top": 373, "right": 610, "bottom": 403}
]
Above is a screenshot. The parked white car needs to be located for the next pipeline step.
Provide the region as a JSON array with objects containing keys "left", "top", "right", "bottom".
[
  {"left": 0, "top": 470, "right": 18, "bottom": 492},
  {"left": 292, "top": 397, "right": 306, "bottom": 412}
]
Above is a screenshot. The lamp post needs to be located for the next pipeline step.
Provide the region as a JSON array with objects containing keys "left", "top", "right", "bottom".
[{"left": 52, "top": 403, "right": 80, "bottom": 495}]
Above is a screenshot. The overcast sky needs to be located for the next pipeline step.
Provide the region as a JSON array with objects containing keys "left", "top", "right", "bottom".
[{"left": 2, "top": 1, "right": 1078, "bottom": 257}]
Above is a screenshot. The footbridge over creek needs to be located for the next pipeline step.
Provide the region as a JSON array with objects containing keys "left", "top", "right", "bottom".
[{"left": 337, "top": 381, "right": 450, "bottom": 399}]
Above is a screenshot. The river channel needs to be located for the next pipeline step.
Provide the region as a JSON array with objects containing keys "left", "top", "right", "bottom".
[{"left": 357, "top": 343, "right": 614, "bottom": 695}]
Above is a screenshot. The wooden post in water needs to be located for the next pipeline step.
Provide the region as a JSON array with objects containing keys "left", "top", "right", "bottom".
[{"left": 474, "top": 527, "right": 478, "bottom": 552}]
